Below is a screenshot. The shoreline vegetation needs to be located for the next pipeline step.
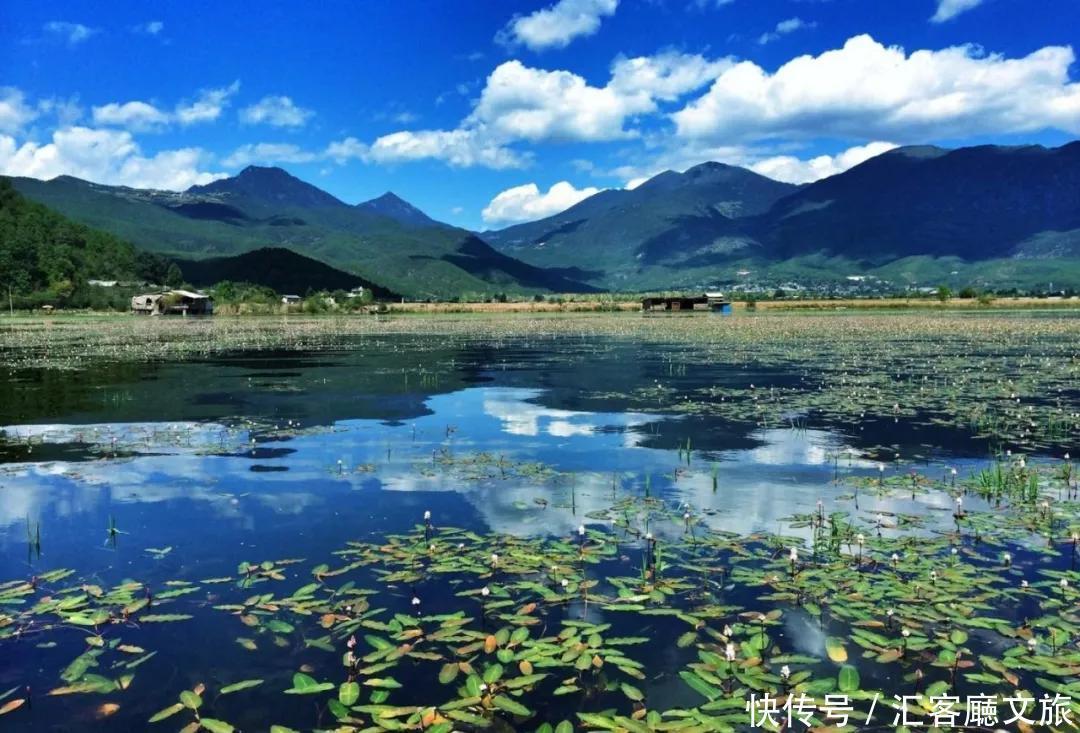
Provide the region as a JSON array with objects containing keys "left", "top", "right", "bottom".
[
  {"left": 2, "top": 293, "right": 1080, "bottom": 319},
  {"left": 2, "top": 308, "right": 1078, "bottom": 372}
]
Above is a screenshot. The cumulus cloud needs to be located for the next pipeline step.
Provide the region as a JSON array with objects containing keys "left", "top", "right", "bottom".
[
  {"left": 482, "top": 181, "right": 602, "bottom": 224},
  {"left": 92, "top": 101, "right": 170, "bottom": 132},
  {"left": 466, "top": 52, "right": 727, "bottom": 144},
  {"left": 221, "top": 142, "right": 319, "bottom": 168},
  {"left": 0, "top": 88, "right": 37, "bottom": 134},
  {"left": 367, "top": 129, "right": 527, "bottom": 169},
  {"left": 758, "top": 17, "right": 814, "bottom": 45},
  {"left": 500, "top": 0, "right": 618, "bottom": 51},
  {"left": 749, "top": 141, "right": 899, "bottom": 183},
  {"left": 239, "top": 95, "right": 314, "bottom": 127},
  {"left": 132, "top": 21, "right": 165, "bottom": 35},
  {"left": 324, "top": 137, "right": 368, "bottom": 164},
  {"left": 931, "top": 0, "right": 985, "bottom": 23},
  {"left": 89, "top": 84, "right": 242, "bottom": 132},
  {"left": 175, "top": 81, "right": 240, "bottom": 125},
  {"left": 360, "top": 51, "right": 725, "bottom": 169},
  {"left": 0, "top": 126, "right": 224, "bottom": 190},
  {"left": 468, "top": 60, "right": 646, "bottom": 142},
  {"left": 673, "top": 34, "right": 1080, "bottom": 143},
  {"left": 609, "top": 51, "right": 732, "bottom": 103},
  {"left": 43, "top": 21, "right": 98, "bottom": 45}
]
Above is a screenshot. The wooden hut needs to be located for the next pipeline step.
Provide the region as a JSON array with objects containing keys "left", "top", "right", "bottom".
[
  {"left": 642, "top": 293, "right": 731, "bottom": 313},
  {"left": 131, "top": 289, "right": 213, "bottom": 316}
]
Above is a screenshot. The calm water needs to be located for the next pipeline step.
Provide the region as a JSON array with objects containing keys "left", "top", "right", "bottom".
[{"left": 0, "top": 334, "right": 1048, "bottom": 730}]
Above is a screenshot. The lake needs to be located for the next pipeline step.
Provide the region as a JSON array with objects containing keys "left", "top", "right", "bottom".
[{"left": 1, "top": 314, "right": 1078, "bottom": 731}]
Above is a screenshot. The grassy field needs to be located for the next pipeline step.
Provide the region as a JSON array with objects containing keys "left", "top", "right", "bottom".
[{"left": 378, "top": 295, "right": 1080, "bottom": 314}]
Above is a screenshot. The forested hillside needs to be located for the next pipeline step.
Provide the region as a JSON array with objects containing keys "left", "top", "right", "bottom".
[{"left": 0, "top": 178, "right": 177, "bottom": 305}]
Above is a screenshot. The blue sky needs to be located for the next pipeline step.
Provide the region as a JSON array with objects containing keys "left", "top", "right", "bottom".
[{"left": 2, "top": 0, "right": 1078, "bottom": 230}]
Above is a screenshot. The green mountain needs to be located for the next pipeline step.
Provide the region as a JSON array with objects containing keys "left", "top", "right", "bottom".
[
  {"left": 481, "top": 142, "right": 1080, "bottom": 290},
  {"left": 757, "top": 143, "right": 1080, "bottom": 261},
  {"left": 174, "top": 247, "right": 399, "bottom": 298},
  {"left": 0, "top": 178, "right": 175, "bottom": 302},
  {"left": 482, "top": 162, "right": 798, "bottom": 285},
  {"left": 9, "top": 166, "right": 595, "bottom": 298},
  {"left": 356, "top": 192, "right": 444, "bottom": 228}
]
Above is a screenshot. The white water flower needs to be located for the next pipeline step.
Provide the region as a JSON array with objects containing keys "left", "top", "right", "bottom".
[
  {"left": 561, "top": 578, "right": 569, "bottom": 588},
  {"left": 1021, "top": 579, "right": 1029, "bottom": 588},
  {"left": 856, "top": 534, "right": 865, "bottom": 545},
  {"left": 1061, "top": 578, "right": 1070, "bottom": 590},
  {"left": 411, "top": 596, "right": 420, "bottom": 607},
  {"left": 930, "top": 570, "right": 938, "bottom": 582},
  {"left": 789, "top": 547, "right": 798, "bottom": 563},
  {"left": 1003, "top": 552, "right": 1012, "bottom": 566},
  {"left": 1028, "top": 637, "right": 1038, "bottom": 650},
  {"left": 480, "top": 586, "right": 490, "bottom": 597},
  {"left": 491, "top": 553, "right": 499, "bottom": 566},
  {"left": 886, "top": 608, "right": 894, "bottom": 617},
  {"left": 725, "top": 643, "right": 736, "bottom": 662},
  {"left": 891, "top": 553, "right": 900, "bottom": 564},
  {"left": 901, "top": 628, "right": 911, "bottom": 638},
  {"left": 780, "top": 665, "right": 791, "bottom": 680},
  {"left": 423, "top": 510, "right": 431, "bottom": 521},
  {"left": 723, "top": 625, "right": 733, "bottom": 637},
  {"left": 577, "top": 525, "right": 585, "bottom": 536}
]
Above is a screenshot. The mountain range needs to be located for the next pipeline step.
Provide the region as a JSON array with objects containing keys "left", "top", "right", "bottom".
[
  {"left": 8, "top": 167, "right": 595, "bottom": 298},
  {"left": 482, "top": 142, "right": 1080, "bottom": 289},
  {"left": 7, "top": 140, "right": 1080, "bottom": 295}
]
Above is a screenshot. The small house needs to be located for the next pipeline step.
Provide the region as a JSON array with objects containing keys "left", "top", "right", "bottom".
[
  {"left": 131, "top": 289, "right": 213, "bottom": 316},
  {"left": 642, "top": 292, "right": 731, "bottom": 314},
  {"left": 281, "top": 295, "right": 301, "bottom": 306},
  {"left": 706, "top": 291, "right": 732, "bottom": 315}
]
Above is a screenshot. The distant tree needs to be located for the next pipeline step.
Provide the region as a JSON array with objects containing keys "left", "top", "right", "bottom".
[
  {"left": 937, "top": 285, "right": 952, "bottom": 302},
  {"left": 773, "top": 288, "right": 786, "bottom": 299},
  {"left": 958, "top": 286, "right": 978, "bottom": 299}
]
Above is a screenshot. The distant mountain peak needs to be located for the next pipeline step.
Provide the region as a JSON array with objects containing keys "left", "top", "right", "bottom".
[
  {"left": 188, "top": 166, "right": 345, "bottom": 208},
  {"left": 356, "top": 191, "right": 440, "bottom": 228}
]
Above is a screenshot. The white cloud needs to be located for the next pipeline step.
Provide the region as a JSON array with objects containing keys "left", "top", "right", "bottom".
[
  {"left": 468, "top": 61, "right": 644, "bottom": 142},
  {"left": 240, "top": 95, "right": 314, "bottom": 127},
  {"left": 467, "top": 53, "right": 726, "bottom": 145},
  {"left": 750, "top": 141, "right": 899, "bottom": 183},
  {"left": 367, "top": 129, "right": 527, "bottom": 169},
  {"left": 133, "top": 21, "right": 165, "bottom": 35},
  {"left": 758, "top": 17, "right": 814, "bottom": 45},
  {"left": 221, "top": 143, "right": 319, "bottom": 168},
  {"left": 356, "top": 50, "right": 725, "bottom": 170},
  {"left": 673, "top": 34, "right": 1080, "bottom": 143},
  {"left": 931, "top": 0, "right": 985, "bottom": 23},
  {"left": 0, "top": 88, "right": 37, "bottom": 134},
  {"left": 500, "top": 0, "right": 618, "bottom": 51},
  {"left": 609, "top": 51, "right": 732, "bottom": 102},
  {"left": 38, "top": 97, "right": 83, "bottom": 127},
  {"left": 43, "top": 21, "right": 98, "bottom": 45},
  {"left": 175, "top": 81, "right": 240, "bottom": 125},
  {"left": 92, "top": 101, "right": 170, "bottom": 132},
  {"left": 624, "top": 176, "right": 648, "bottom": 190},
  {"left": 482, "top": 180, "right": 602, "bottom": 224},
  {"left": 0, "top": 126, "right": 224, "bottom": 190},
  {"left": 324, "top": 137, "right": 368, "bottom": 163}
]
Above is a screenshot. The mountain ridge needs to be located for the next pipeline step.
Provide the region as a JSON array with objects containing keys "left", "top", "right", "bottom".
[{"left": 8, "top": 168, "right": 596, "bottom": 297}]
